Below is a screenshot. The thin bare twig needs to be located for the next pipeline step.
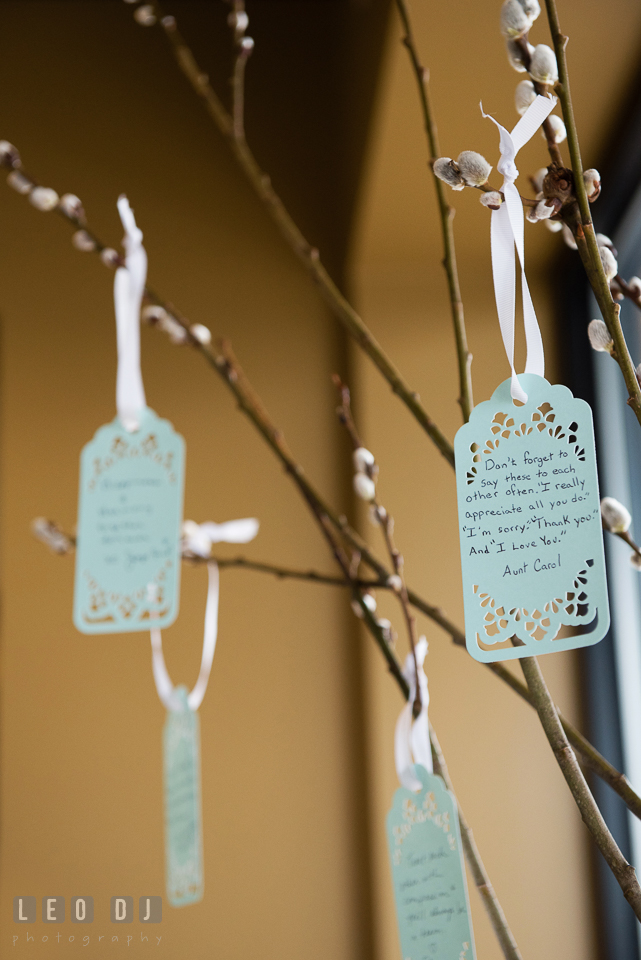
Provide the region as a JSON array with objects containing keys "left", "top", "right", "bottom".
[
  {"left": 430, "top": 724, "right": 523, "bottom": 960},
  {"left": 520, "top": 656, "right": 641, "bottom": 919},
  {"left": 133, "top": 1, "right": 456, "bottom": 467},
  {"left": 332, "top": 375, "right": 518, "bottom": 951},
  {"left": 19, "top": 166, "right": 641, "bottom": 825},
  {"left": 229, "top": 0, "right": 251, "bottom": 143},
  {"left": 541, "top": 0, "right": 641, "bottom": 428},
  {"left": 488, "top": 660, "right": 641, "bottom": 819},
  {"left": 333, "top": 375, "right": 422, "bottom": 716},
  {"left": 34, "top": 513, "right": 641, "bottom": 821},
  {"left": 393, "top": 0, "right": 473, "bottom": 423}
]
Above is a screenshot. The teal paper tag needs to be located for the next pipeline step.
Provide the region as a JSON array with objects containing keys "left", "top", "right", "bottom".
[
  {"left": 73, "top": 408, "right": 185, "bottom": 634},
  {"left": 387, "top": 765, "right": 475, "bottom": 960},
  {"left": 455, "top": 375, "right": 609, "bottom": 662},
  {"left": 163, "top": 686, "right": 204, "bottom": 907}
]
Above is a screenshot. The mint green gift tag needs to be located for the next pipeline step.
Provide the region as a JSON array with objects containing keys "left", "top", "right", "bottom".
[
  {"left": 387, "top": 765, "right": 475, "bottom": 960},
  {"left": 455, "top": 375, "right": 609, "bottom": 662},
  {"left": 73, "top": 408, "right": 185, "bottom": 634},
  {"left": 163, "top": 686, "right": 204, "bottom": 907}
]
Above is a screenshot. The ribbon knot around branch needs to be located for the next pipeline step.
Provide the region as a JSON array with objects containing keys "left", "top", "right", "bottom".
[
  {"left": 394, "top": 637, "right": 431, "bottom": 791},
  {"left": 480, "top": 95, "right": 557, "bottom": 402}
]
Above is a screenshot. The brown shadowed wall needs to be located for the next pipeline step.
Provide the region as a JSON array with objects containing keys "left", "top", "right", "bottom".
[
  {"left": 1, "top": 1, "right": 640, "bottom": 959},
  {"left": 0, "top": 2, "right": 389, "bottom": 958}
]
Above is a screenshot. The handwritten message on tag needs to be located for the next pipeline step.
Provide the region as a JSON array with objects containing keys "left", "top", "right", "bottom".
[
  {"left": 164, "top": 687, "right": 204, "bottom": 907},
  {"left": 387, "top": 765, "right": 475, "bottom": 960},
  {"left": 455, "top": 375, "right": 609, "bottom": 662},
  {"left": 73, "top": 408, "right": 185, "bottom": 634}
]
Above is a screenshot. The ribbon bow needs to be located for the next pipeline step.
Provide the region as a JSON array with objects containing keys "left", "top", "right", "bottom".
[
  {"left": 394, "top": 636, "right": 431, "bottom": 791},
  {"left": 481, "top": 95, "right": 556, "bottom": 402}
]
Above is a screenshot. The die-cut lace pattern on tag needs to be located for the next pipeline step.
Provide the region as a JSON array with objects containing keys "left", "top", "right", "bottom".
[{"left": 466, "top": 403, "right": 585, "bottom": 487}]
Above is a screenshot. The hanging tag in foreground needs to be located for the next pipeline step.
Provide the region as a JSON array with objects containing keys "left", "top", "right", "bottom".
[
  {"left": 164, "top": 685, "right": 204, "bottom": 907},
  {"left": 387, "top": 765, "right": 475, "bottom": 960},
  {"left": 455, "top": 374, "right": 609, "bottom": 662},
  {"left": 73, "top": 409, "right": 185, "bottom": 633}
]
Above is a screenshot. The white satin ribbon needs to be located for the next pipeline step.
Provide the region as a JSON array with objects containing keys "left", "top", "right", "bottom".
[
  {"left": 182, "top": 518, "right": 260, "bottom": 558},
  {"left": 114, "top": 195, "right": 147, "bottom": 432},
  {"left": 394, "top": 636, "right": 431, "bottom": 791},
  {"left": 481, "top": 95, "right": 556, "bottom": 402},
  {"left": 151, "top": 562, "right": 219, "bottom": 713}
]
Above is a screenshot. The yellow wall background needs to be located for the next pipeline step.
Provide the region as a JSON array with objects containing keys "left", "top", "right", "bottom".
[{"left": 1, "top": 1, "right": 640, "bottom": 959}]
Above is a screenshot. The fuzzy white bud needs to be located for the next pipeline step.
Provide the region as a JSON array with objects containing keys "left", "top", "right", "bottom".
[
  {"left": 587, "top": 319, "right": 613, "bottom": 354},
  {"left": 59, "top": 193, "right": 85, "bottom": 221},
  {"left": 544, "top": 219, "right": 563, "bottom": 233},
  {"left": 561, "top": 224, "right": 578, "bottom": 250},
  {"left": 28, "top": 186, "right": 59, "bottom": 211},
  {"left": 31, "top": 517, "right": 73, "bottom": 555},
  {"left": 601, "top": 497, "right": 632, "bottom": 534},
  {"left": 517, "top": 0, "right": 541, "bottom": 17},
  {"left": 433, "top": 158, "right": 465, "bottom": 191},
  {"left": 190, "top": 323, "right": 211, "bottom": 345},
  {"left": 500, "top": 0, "right": 533, "bottom": 38},
  {"left": 534, "top": 199, "right": 555, "bottom": 220},
  {"left": 387, "top": 574, "right": 403, "bottom": 593},
  {"left": 515, "top": 80, "right": 536, "bottom": 115},
  {"left": 133, "top": 5, "right": 156, "bottom": 26},
  {"left": 0, "top": 140, "right": 21, "bottom": 169},
  {"left": 457, "top": 151, "right": 492, "bottom": 186},
  {"left": 228, "top": 10, "right": 249, "bottom": 32},
  {"left": 529, "top": 44, "right": 558, "bottom": 83},
  {"left": 480, "top": 190, "right": 503, "bottom": 210},
  {"left": 368, "top": 504, "right": 386, "bottom": 527},
  {"left": 72, "top": 229, "right": 97, "bottom": 252},
  {"left": 152, "top": 311, "right": 187, "bottom": 344},
  {"left": 628, "top": 277, "right": 641, "bottom": 299},
  {"left": 240, "top": 36, "right": 254, "bottom": 53},
  {"left": 596, "top": 233, "right": 614, "bottom": 249},
  {"left": 583, "top": 169, "right": 601, "bottom": 201},
  {"left": 100, "top": 247, "right": 120, "bottom": 269},
  {"left": 599, "top": 245, "right": 618, "bottom": 282},
  {"left": 142, "top": 305, "right": 168, "bottom": 325},
  {"left": 350, "top": 593, "right": 377, "bottom": 619},
  {"left": 353, "top": 447, "right": 375, "bottom": 472},
  {"left": 506, "top": 38, "right": 534, "bottom": 72},
  {"left": 7, "top": 170, "right": 33, "bottom": 195},
  {"left": 541, "top": 114, "right": 566, "bottom": 143},
  {"left": 353, "top": 472, "right": 376, "bottom": 502},
  {"left": 376, "top": 617, "right": 392, "bottom": 637}
]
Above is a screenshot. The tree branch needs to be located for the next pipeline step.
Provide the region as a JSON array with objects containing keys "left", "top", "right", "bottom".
[
  {"left": 33, "top": 512, "right": 641, "bottom": 820},
  {"left": 15, "top": 119, "right": 641, "bottom": 897},
  {"left": 520, "top": 655, "right": 641, "bottom": 919},
  {"left": 542, "top": 0, "right": 641, "bottom": 428},
  {"left": 135, "top": 1, "right": 456, "bottom": 467},
  {"left": 394, "top": 0, "right": 473, "bottom": 423},
  {"left": 488, "top": 660, "right": 641, "bottom": 820},
  {"left": 333, "top": 375, "right": 423, "bottom": 715},
  {"left": 430, "top": 724, "right": 523, "bottom": 960}
]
